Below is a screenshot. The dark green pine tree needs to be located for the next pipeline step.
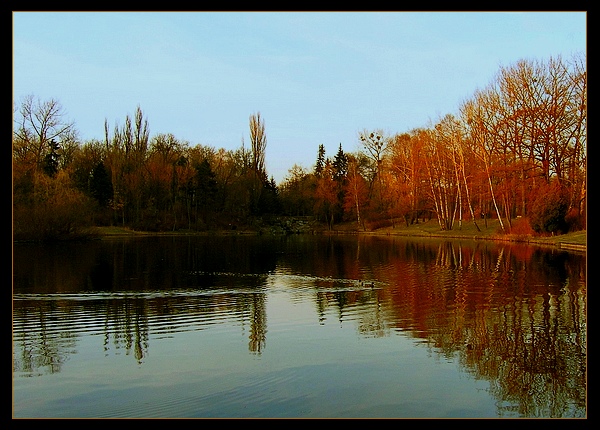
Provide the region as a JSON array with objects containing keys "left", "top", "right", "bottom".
[
  {"left": 258, "top": 176, "right": 282, "bottom": 215},
  {"left": 195, "top": 158, "right": 219, "bottom": 211},
  {"left": 326, "top": 143, "right": 348, "bottom": 224},
  {"left": 315, "top": 144, "right": 326, "bottom": 177},
  {"left": 42, "top": 139, "right": 60, "bottom": 177},
  {"left": 332, "top": 143, "right": 348, "bottom": 182},
  {"left": 89, "top": 161, "right": 113, "bottom": 207}
]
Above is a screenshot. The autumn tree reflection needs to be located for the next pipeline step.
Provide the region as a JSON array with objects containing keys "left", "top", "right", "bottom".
[
  {"left": 13, "top": 301, "right": 76, "bottom": 375},
  {"left": 248, "top": 292, "right": 267, "bottom": 355},
  {"left": 13, "top": 235, "right": 585, "bottom": 417},
  {"left": 367, "top": 239, "right": 586, "bottom": 418},
  {"left": 276, "top": 236, "right": 585, "bottom": 417}
]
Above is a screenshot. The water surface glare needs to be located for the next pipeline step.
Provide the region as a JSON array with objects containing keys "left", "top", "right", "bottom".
[{"left": 12, "top": 234, "right": 586, "bottom": 418}]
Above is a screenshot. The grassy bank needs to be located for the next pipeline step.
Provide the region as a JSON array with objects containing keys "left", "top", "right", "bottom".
[
  {"left": 346, "top": 218, "right": 586, "bottom": 251},
  {"left": 367, "top": 218, "right": 585, "bottom": 246},
  {"left": 93, "top": 217, "right": 586, "bottom": 252},
  {"left": 92, "top": 226, "right": 255, "bottom": 237}
]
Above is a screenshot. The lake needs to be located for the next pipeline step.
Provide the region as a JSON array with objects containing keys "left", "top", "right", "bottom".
[{"left": 12, "top": 234, "right": 586, "bottom": 418}]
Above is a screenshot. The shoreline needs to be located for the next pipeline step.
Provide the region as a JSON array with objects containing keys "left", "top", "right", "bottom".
[{"left": 91, "top": 221, "right": 586, "bottom": 254}]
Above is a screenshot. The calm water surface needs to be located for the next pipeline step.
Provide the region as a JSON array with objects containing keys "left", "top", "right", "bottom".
[{"left": 12, "top": 234, "right": 586, "bottom": 418}]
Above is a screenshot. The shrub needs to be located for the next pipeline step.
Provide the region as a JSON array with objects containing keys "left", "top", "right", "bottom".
[
  {"left": 13, "top": 172, "right": 95, "bottom": 241},
  {"left": 510, "top": 216, "right": 535, "bottom": 238},
  {"left": 564, "top": 207, "right": 584, "bottom": 232},
  {"left": 529, "top": 181, "right": 569, "bottom": 235},
  {"left": 366, "top": 218, "right": 393, "bottom": 230}
]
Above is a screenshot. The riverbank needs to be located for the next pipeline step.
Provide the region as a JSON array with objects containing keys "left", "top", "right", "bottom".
[
  {"left": 93, "top": 217, "right": 586, "bottom": 253},
  {"left": 332, "top": 218, "right": 587, "bottom": 252}
]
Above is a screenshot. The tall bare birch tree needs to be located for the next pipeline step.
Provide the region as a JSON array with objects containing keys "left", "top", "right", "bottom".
[
  {"left": 423, "top": 126, "right": 458, "bottom": 231},
  {"left": 436, "top": 114, "right": 480, "bottom": 231},
  {"left": 462, "top": 95, "right": 506, "bottom": 232}
]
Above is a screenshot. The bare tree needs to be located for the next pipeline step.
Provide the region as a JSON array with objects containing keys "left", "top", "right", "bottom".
[
  {"left": 388, "top": 130, "right": 430, "bottom": 225},
  {"left": 249, "top": 112, "right": 267, "bottom": 180},
  {"left": 249, "top": 112, "right": 267, "bottom": 213},
  {"left": 13, "top": 95, "right": 77, "bottom": 173},
  {"left": 462, "top": 95, "right": 506, "bottom": 232},
  {"left": 344, "top": 153, "right": 368, "bottom": 230},
  {"left": 423, "top": 125, "right": 458, "bottom": 231},
  {"left": 568, "top": 53, "right": 587, "bottom": 222},
  {"left": 359, "top": 129, "right": 389, "bottom": 212},
  {"left": 103, "top": 105, "right": 150, "bottom": 225}
]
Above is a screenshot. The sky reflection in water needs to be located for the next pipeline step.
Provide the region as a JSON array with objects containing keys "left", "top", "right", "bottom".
[{"left": 12, "top": 235, "right": 586, "bottom": 418}]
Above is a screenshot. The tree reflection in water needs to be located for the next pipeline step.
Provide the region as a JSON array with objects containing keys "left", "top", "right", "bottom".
[{"left": 13, "top": 235, "right": 586, "bottom": 418}]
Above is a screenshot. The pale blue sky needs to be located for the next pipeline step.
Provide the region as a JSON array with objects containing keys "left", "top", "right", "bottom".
[{"left": 12, "top": 11, "right": 586, "bottom": 183}]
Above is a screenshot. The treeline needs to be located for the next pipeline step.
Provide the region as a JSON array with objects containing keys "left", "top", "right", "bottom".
[{"left": 13, "top": 54, "right": 586, "bottom": 240}]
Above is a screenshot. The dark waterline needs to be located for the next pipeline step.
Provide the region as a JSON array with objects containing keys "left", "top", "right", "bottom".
[{"left": 12, "top": 235, "right": 587, "bottom": 418}]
